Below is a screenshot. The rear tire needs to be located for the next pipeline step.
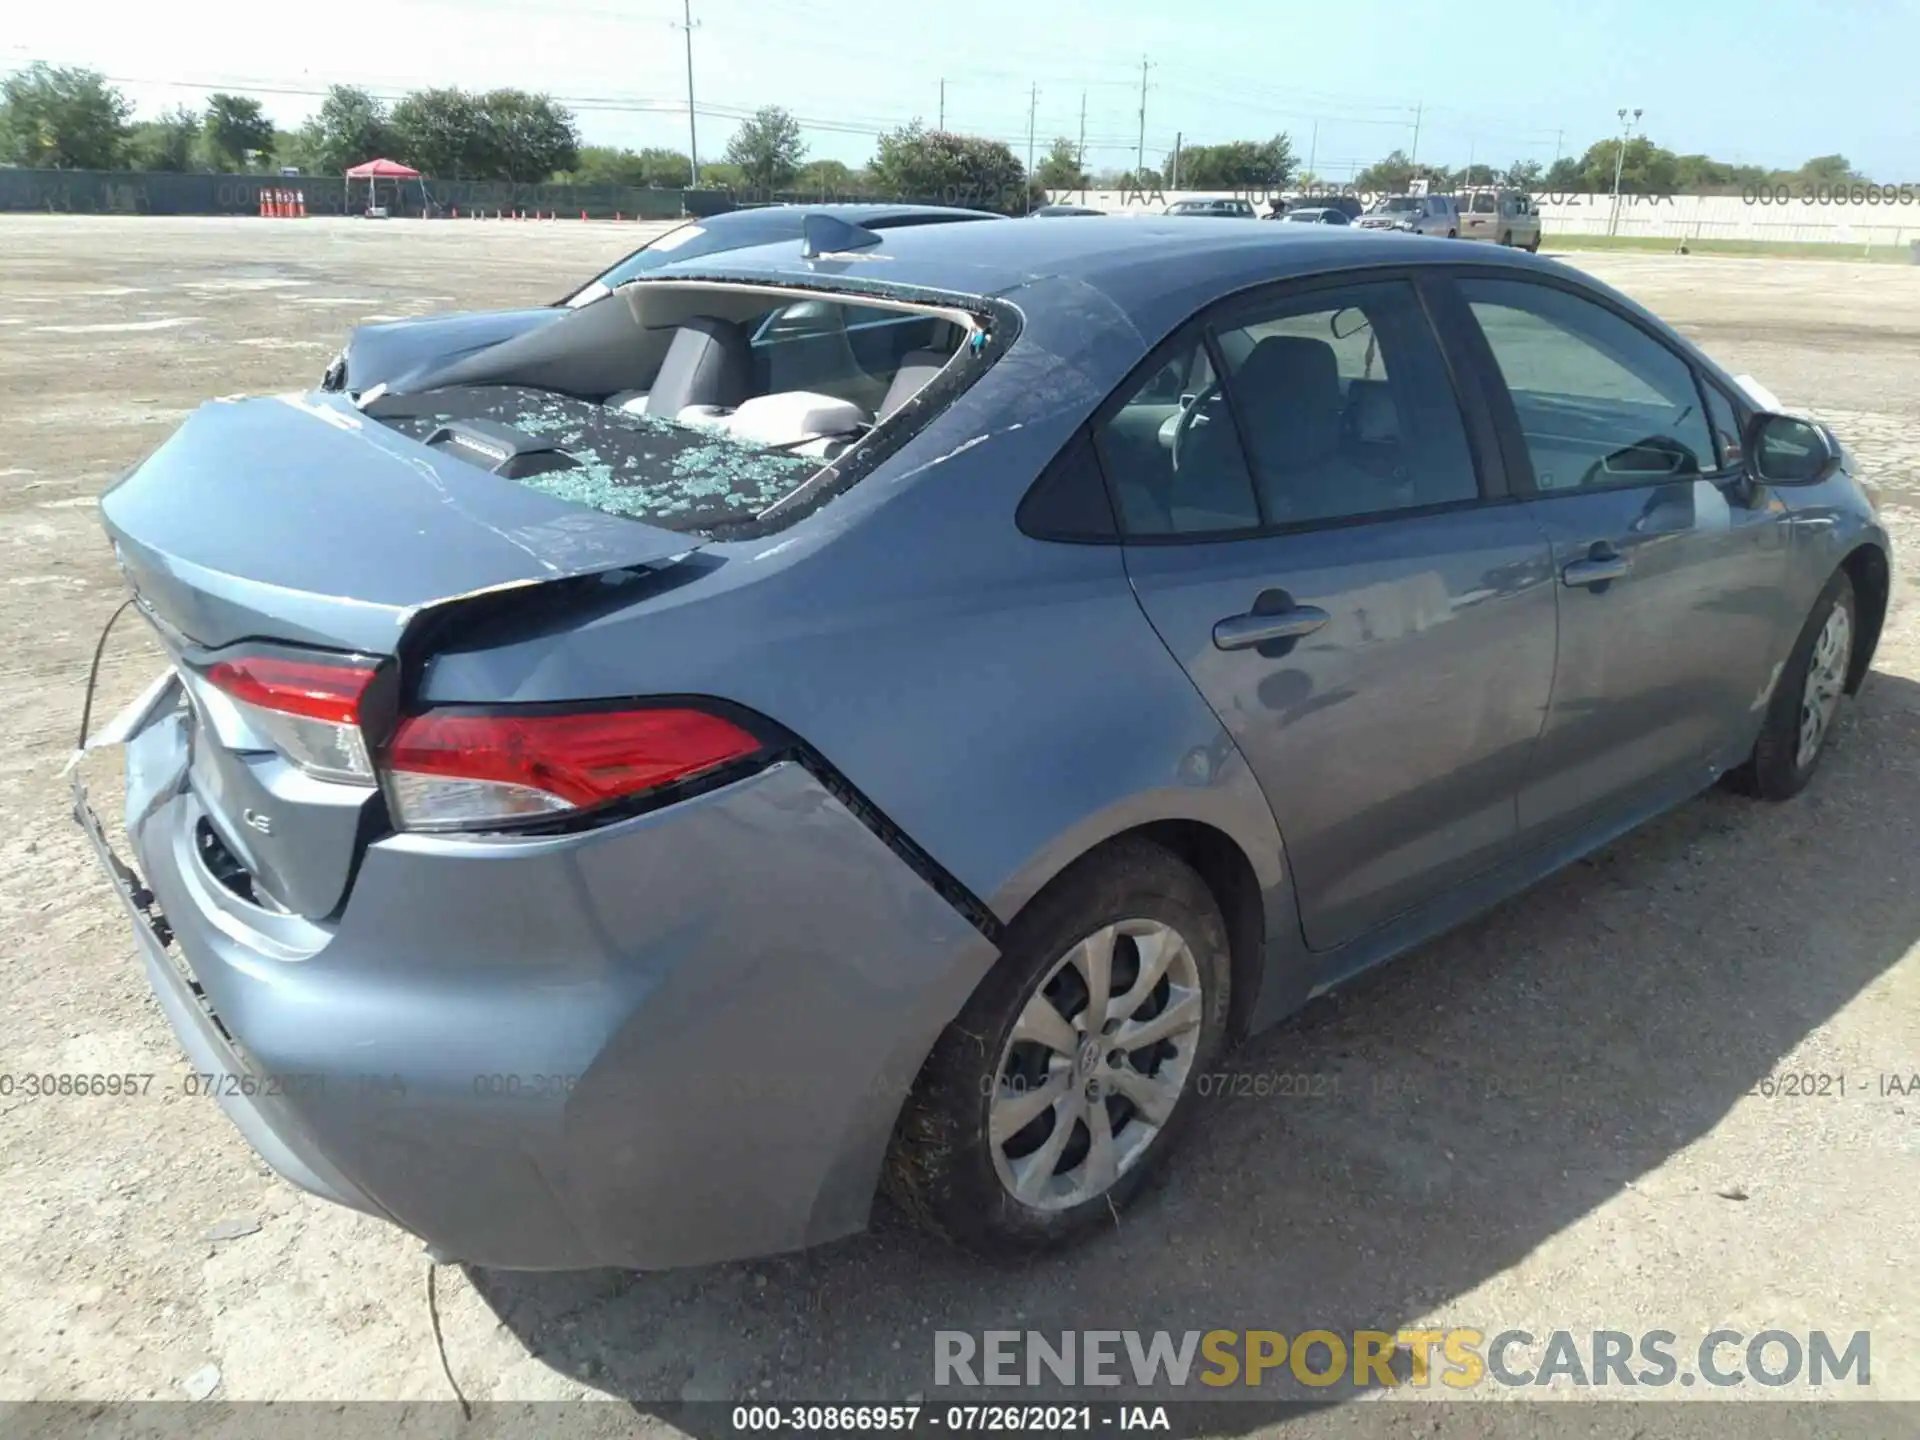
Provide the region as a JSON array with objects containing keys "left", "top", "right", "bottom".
[
  {"left": 1730, "top": 570, "right": 1856, "bottom": 800},
  {"left": 1446, "top": 229, "right": 1458, "bottom": 238},
  {"left": 883, "top": 838, "right": 1231, "bottom": 1258},
  {"left": 1499, "top": 230, "right": 1513, "bottom": 247},
  {"left": 1525, "top": 236, "right": 1541, "bottom": 253}
]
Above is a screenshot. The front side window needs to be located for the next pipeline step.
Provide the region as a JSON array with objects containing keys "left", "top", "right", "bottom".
[
  {"left": 1474, "top": 193, "right": 1498, "bottom": 214},
  {"left": 1702, "top": 381, "right": 1747, "bottom": 469},
  {"left": 1460, "top": 277, "right": 1717, "bottom": 491}
]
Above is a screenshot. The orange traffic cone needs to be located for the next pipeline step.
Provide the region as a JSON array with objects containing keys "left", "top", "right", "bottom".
[
  {"left": 273, "top": 189, "right": 286, "bottom": 218},
  {"left": 580, "top": 209, "right": 587, "bottom": 221},
  {"left": 295, "top": 189, "right": 307, "bottom": 217},
  {"left": 257, "top": 190, "right": 268, "bottom": 217}
]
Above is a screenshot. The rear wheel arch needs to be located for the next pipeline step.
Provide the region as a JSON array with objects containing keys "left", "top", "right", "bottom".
[
  {"left": 982, "top": 820, "right": 1268, "bottom": 1043},
  {"left": 1840, "top": 542, "right": 1889, "bottom": 692}
]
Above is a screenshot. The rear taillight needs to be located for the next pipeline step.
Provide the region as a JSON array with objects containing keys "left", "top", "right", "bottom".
[
  {"left": 204, "top": 655, "right": 379, "bottom": 784},
  {"left": 381, "top": 706, "right": 763, "bottom": 833}
]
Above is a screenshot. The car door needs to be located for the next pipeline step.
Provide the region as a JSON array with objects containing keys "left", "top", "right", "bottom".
[
  {"left": 1466, "top": 194, "right": 1497, "bottom": 245},
  {"left": 1100, "top": 274, "right": 1559, "bottom": 952},
  {"left": 1447, "top": 272, "right": 1796, "bottom": 842}
]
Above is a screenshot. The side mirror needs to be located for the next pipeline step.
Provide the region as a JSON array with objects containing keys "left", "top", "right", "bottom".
[{"left": 1747, "top": 412, "right": 1838, "bottom": 485}]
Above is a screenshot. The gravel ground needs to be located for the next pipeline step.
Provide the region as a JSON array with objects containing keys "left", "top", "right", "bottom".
[{"left": 0, "top": 217, "right": 1915, "bottom": 1428}]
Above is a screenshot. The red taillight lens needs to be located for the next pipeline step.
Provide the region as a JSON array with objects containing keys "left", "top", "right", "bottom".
[
  {"left": 203, "top": 655, "right": 380, "bottom": 784},
  {"left": 382, "top": 706, "right": 762, "bottom": 832},
  {"left": 205, "top": 656, "right": 376, "bottom": 725}
]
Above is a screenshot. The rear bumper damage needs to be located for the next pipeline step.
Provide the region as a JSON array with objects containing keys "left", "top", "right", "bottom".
[{"left": 74, "top": 679, "right": 997, "bottom": 1270}]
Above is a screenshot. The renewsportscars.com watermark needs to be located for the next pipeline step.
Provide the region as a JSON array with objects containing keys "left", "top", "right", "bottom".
[{"left": 934, "top": 1329, "right": 1872, "bottom": 1391}]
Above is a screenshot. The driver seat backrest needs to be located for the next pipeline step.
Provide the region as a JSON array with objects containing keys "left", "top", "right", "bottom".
[
  {"left": 1231, "top": 335, "right": 1346, "bottom": 469},
  {"left": 644, "top": 317, "right": 753, "bottom": 416}
]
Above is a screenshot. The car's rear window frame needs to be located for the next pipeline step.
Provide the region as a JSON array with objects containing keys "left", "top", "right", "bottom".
[{"left": 613, "top": 274, "right": 1023, "bottom": 540}]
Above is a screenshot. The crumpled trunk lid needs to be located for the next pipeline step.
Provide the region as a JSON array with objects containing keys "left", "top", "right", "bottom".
[
  {"left": 102, "top": 390, "right": 702, "bottom": 656},
  {"left": 98, "top": 389, "right": 704, "bottom": 919}
]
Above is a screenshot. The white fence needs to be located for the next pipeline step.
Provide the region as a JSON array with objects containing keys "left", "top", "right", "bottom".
[{"left": 1043, "top": 189, "right": 1920, "bottom": 249}]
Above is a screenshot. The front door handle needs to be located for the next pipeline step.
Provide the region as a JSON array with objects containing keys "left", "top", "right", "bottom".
[
  {"left": 1561, "top": 543, "right": 1631, "bottom": 589},
  {"left": 1213, "top": 605, "right": 1330, "bottom": 650}
]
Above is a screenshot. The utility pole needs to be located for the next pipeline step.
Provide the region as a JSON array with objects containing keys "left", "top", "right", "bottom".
[
  {"left": 1026, "top": 83, "right": 1038, "bottom": 209},
  {"left": 1552, "top": 128, "right": 1563, "bottom": 168},
  {"left": 1171, "top": 131, "right": 1181, "bottom": 189},
  {"left": 938, "top": 78, "right": 945, "bottom": 131},
  {"left": 1306, "top": 119, "right": 1318, "bottom": 184},
  {"left": 1608, "top": 107, "right": 1642, "bottom": 235},
  {"left": 676, "top": 0, "right": 700, "bottom": 187},
  {"left": 1136, "top": 56, "right": 1151, "bottom": 181},
  {"left": 1409, "top": 100, "right": 1423, "bottom": 167},
  {"left": 1077, "top": 91, "right": 1087, "bottom": 172}
]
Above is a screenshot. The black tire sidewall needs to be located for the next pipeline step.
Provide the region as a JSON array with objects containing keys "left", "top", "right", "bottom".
[
  {"left": 884, "top": 839, "right": 1231, "bottom": 1256},
  {"left": 1751, "top": 570, "right": 1856, "bottom": 799}
]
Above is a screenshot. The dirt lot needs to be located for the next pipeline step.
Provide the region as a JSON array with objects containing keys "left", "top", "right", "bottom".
[{"left": 1, "top": 217, "right": 1916, "bottom": 1424}]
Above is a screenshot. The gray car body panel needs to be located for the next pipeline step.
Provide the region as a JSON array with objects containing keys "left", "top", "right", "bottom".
[
  {"left": 81, "top": 219, "right": 1890, "bottom": 1268},
  {"left": 100, "top": 691, "right": 996, "bottom": 1269}
]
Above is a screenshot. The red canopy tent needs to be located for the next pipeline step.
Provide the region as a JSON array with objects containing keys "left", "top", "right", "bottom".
[{"left": 344, "top": 157, "right": 425, "bottom": 217}]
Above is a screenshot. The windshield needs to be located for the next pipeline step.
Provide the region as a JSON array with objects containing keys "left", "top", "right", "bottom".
[{"left": 1374, "top": 197, "right": 1423, "bottom": 213}]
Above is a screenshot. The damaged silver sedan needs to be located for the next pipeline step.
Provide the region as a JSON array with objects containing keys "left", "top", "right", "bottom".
[{"left": 76, "top": 213, "right": 1888, "bottom": 1268}]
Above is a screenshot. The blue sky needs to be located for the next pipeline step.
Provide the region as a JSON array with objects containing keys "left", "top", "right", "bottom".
[{"left": 8, "top": 0, "right": 1914, "bottom": 179}]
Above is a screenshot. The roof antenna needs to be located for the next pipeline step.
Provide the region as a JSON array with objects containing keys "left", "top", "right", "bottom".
[{"left": 801, "top": 213, "right": 884, "bottom": 259}]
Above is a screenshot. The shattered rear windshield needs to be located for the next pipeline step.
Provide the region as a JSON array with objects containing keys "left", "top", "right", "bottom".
[{"left": 373, "top": 387, "right": 819, "bottom": 534}]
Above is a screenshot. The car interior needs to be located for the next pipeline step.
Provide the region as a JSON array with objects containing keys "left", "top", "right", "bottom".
[
  {"left": 367, "top": 282, "right": 976, "bottom": 466},
  {"left": 1095, "top": 297, "right": 1471, "bottom": 532}
]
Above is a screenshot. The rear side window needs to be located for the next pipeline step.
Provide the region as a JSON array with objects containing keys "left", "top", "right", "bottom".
[
  {"left": 1214, "top": 280, "right": 1479, "bottom": 523},
  {"left": 1090, "top": 280, "right": 1481, "bottom": 535},
  {"left": 1093, "top": 333, "right": 1260, "bottom": 535}
]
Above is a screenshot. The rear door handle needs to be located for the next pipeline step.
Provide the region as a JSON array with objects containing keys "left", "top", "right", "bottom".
[
  {"left": 1561, "top": 544, "right": 1632, "bottom": 589},
  {"left": 1213, "top": 605, "right": 1330, "bottom": 650}
]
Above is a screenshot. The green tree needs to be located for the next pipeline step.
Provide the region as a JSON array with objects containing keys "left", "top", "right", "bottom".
[
  {"left": 1110, "top": 166, "right": 1164, "bottom": 191},
  {"left": 1793, "top": 153, "right": 1865, "bottom": 185},
  {"left": 297, "top": 85, "right": 393, "bottom": 174},
  {"left": 1542, "top": 155, "right": 1583, "bottom": 190},
  {"left": 634, "top": 147, "right": 695, "bottom": 187},
  {"left": 1179, "top": 135, "right": 1294, "bottom": 190},
  {"left": 1354, "top": 148, "right": 1446, "bottom": 193},
  {"left": 724, "top": 105, "right": 806, "bottom": 191},
  {"left": 126, "top": 105, "right": 200, "bottom": 172},
  {"left": 390, "top": 88, "right": 490, "bottom": 178},
  {"left": 479, "top": 89, "right": 577, "bottom": 182},
  {"left": 1576, "top": 135, "right": 1678, "bottom": 193},
  {"left": 0, "top": 63, "right": 130, "bottom": 169},
  {"left": 698, "top": 160, "right": 747, "bottom": 189},
  {"left": 869, "top": 123, "right": 1027, "bottom": 213},
  {"left": 1501, "top": 159, "right": 1544, "bottom": 189},
  {"left": 204, "top": 93, "right": 274, "bottom": 171},
  {"left": 795, "top": 157, "right": 860, "bottom": 194},
  {"left": 1034, "top": 136, "right": 1087, "bottom": 190}
]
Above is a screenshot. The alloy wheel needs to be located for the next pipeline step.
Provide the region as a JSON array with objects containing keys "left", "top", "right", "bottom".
[
  {"left": 1796, "top": 603, "right": 1852, "bottom": 769},
  {"left": 987, "top": 920, "right": 1204, "bottom": 1212}
]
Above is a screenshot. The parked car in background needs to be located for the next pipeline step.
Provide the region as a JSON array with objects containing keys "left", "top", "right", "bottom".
[
  {"left": 1280, "top": 206, "right": 1351, "bottom": 226},
  {"left": 78, "top": 217, "right": 1888, "bottom": 1270},
  {"left": 1357, "top": 193, "right": 1459, "bottom": 236},
  {"left": 1166, "top": 197, "right": 1259, "bottom": 218},
  {"left": 1457, "top": 188, "right": 1542, "bottom": 250},
  {"left": 1289, "top": 193, "right": 1364, "bottom": 221}
]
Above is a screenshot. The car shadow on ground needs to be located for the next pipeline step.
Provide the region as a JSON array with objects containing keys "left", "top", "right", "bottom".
[{"left": 466, "top": 671, "right": 1920, "bottom": 1426}]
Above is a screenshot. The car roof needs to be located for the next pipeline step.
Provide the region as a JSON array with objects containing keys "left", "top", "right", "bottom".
[
  {"left": 650, "top": 216, "right": 1558, "bottom": 355},
  {"left": 705, "top": 202, "right": 1007, "bottom": 229}
]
